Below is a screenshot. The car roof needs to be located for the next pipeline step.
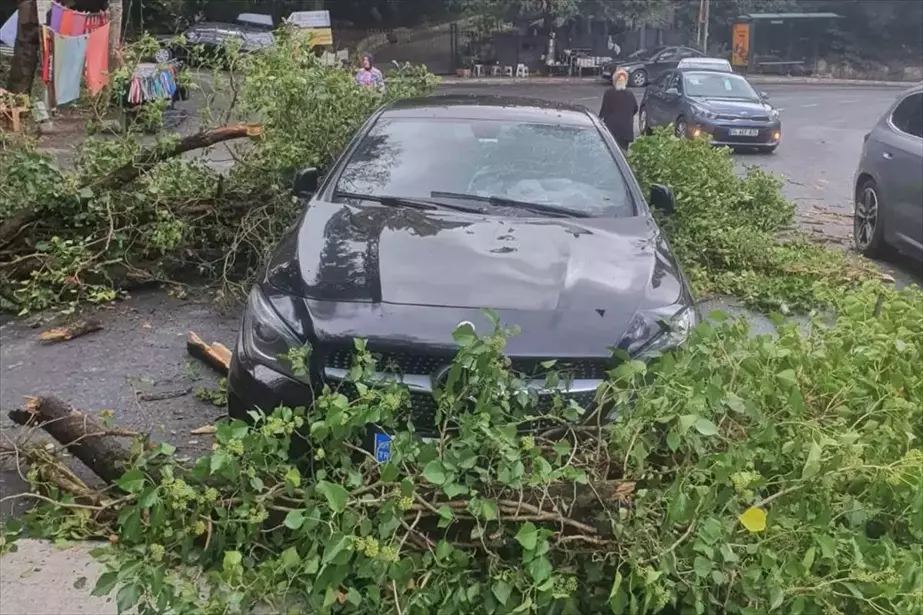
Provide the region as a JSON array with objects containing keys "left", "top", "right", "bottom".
[
  {"left": 677, "top": 68, "right": 745, "bottom": 77},
  {"left": 381, "top": 95, "right": 598, "bottom": 127}
]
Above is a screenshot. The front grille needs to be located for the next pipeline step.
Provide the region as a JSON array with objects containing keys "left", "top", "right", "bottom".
[
  {"left": 324, "top": 348, "right": 613, "bottom": 380},
  {"left": 716, "top": 114, "right": 769, "bottom": 121},
  {"left": 323, "top": 348, "right": 608, "bottom": 435}
]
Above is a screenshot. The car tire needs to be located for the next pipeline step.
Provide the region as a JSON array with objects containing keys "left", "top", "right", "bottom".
[
  {"left": 674, "top": 116, "right": 688, "bottom": 139},
  {"left": 639, "top": 107, "right": 652, "bottom": 135},
  {"left": 854, "top": 178, "right": 889, "bottom": 258},
  {"left": 630, "top": 69, "right": 647, "bottom": 87}
]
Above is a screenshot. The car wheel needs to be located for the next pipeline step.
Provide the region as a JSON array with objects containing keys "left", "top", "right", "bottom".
[
  {"left": 639, "top": 107, "right": 651, "bottom": 135},
  {"left": 674, "top": 116, "right": 688, "bottom": 139},
  {"left": 854, "top": 178, "right": 888, "bottom": 258},
  {"left": 630, "top": 69, "right": 647, "bottom": 87},
  {"left": 154, "top": 48, "right": 172, "bottom": 63}
]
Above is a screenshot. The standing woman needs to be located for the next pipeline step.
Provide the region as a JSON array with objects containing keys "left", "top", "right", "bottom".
[
  {"left": 356, "top": 53, "right": 384, "bottom": 88},
  {"left": 599, "top": 69, "right": 638, "bottom": 152}
]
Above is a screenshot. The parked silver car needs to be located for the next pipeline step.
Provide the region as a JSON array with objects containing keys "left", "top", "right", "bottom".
[{"left": 853, "top": 84, "right": 923, "bottom": 261}]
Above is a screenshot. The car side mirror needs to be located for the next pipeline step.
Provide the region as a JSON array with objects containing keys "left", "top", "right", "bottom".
[
  {"left": 293, "top": 167, "right": 319, "bottom": 196},
  {"left": 665, "top": 87, "right": 679, "bottom": 96},
  {"left": 759, "top": 91, "right": 770, "bottom": 100},
  {"left": 650, "top": 184, "right": 675, "bottom": 214}
]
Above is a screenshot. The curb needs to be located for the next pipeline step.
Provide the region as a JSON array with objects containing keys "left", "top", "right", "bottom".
[{"left": 438, "top": 76, "right": 915, "bottom": 88}]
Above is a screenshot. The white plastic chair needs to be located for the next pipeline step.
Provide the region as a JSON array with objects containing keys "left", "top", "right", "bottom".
[
  {"left": 474, "top": 64, "right": 484, "bottom": 77},
  {"left": 503, "top": 66, "right": 514, "bottom": 77},
  {"left": 490, "top": 65, "right": 501, "bottom": 77},
  {"left": 515, "top": 64, "right": 529, "bottom": 78}
]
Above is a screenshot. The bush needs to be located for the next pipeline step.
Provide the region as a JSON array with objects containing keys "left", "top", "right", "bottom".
[
  {"left": 6, "top": 284, "right": 921, "bottom": 614},
  {"left": 628, "top": 130, "right": 879, "bottom": 311}
]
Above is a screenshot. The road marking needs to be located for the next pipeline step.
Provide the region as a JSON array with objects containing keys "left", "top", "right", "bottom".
[
  {"left": 573, "top": 96, "right": 598, "bottom": 102},
  {"left": 801, "top": 103, "right": 820, "bottom": 108},
  {"left": 840, "top": 99, "right": 857, "bottom": 104}
]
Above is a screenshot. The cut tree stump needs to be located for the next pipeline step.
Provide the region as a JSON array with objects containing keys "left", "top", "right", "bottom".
[
  {"left": 186, "top": 332, "right": 232, "bottom": 375},
  {"left": 7, "top": 396, "right": 133, "bottom": 486}
]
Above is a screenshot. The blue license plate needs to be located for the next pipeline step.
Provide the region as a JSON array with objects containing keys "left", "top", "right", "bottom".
[{"left": 373, "top": 432, "right": 391, "bottom": 463}]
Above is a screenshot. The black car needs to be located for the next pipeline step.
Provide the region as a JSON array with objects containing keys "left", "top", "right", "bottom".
[
  {"left": 227, "top": 95, "right": 697, "bottom": 437},
  {"left": 155, "top": 14, "right": 275, "bottom": 64},
  {"left": 640, "top": 68, "right": 782, "bottom": 153},
  {"left": 602, "top": 46, "right": 704, "bottom": 87}
]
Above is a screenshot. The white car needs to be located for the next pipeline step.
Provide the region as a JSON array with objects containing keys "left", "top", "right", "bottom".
[{"left": 677, "top": 57, "right": 733, "bottom": 73}]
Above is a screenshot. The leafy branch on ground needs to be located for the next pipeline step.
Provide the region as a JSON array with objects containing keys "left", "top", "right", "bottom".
[{"left": 3, "top": 284, "right": 922, "bottom": 614}]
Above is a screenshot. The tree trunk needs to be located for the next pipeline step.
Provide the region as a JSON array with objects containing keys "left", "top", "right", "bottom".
[
  {"left": 8, "top": 396, "right": 133, "bottom": 486},
  {"left": 108, "top": 0, "right": 122, "bottom": 69},
  {"left": 6, "top": 0, "right": 40, "bottom": 94}
]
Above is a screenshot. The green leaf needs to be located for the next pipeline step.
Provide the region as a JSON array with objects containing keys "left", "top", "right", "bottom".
[
  {"left": 801, "top": 547, "right": 815, "bottom": 571},
  {"left": 678, "top": 414, "right": 699, "bottom": 434},
  {"left": 693, "top": 556, "right": 712, "bottom": 578},
  {"left": 223, "top": 551, "right": 242, "bottom": 570},
  {"left": 694, "top": 418, "right": 718, "bottom": 436},
  {"left": 492, "top": 580, "right": 512, "bottom": 605},
  {"left": 480, "top": 499, "right": 499, "bottom": 521},
  {"left": 422, "top": 460, "right": 448, "bottom": 486},
  {"left": 322, "top": 534, "right": 350, "bottom": 565},
  {"left": 284, "top": 510, "right": 305, "bottom": 530},
  {"left": 316, "top": 480, "right": 349, "bottom": 513},
  {"left": 769, "top": 585, "right": 785, "bottom": 611},
  {"left": 452, "top": 321, "right": 478, "bottom": 346},
  {"left": 210, "top": 450, "right": 231, "bottom": 474},
  {"left": 514, "top": 522, "right": 538, "bottom": 551},
  {"left": 739, "top": 507, "right": 767, "bottom": 532},
  {"left": 91, "top": 571, "right": 118, "bottom": 597},
  {"left": 802, "top": 441, "right": 822, "bottom": 479},
  {"left": 115, "top": 469, "right": 146, "bottom": 494},
  {"left": 116, "top": 583, "right": 143, "bottom": 614},
  {"left": 528, "top": 556, "right": 552, "bottom": 583},
  {"left": 281, "top": 547, "right": 300, "bottom": 569},
  {"left": 777, "top": 369, "right": 798, "bottom": 386}
]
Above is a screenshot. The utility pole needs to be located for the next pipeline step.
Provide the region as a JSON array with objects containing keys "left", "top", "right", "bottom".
[
  {"left": 702, "top": 0, "right": 711, "bottom": 53},
  {"left": 696, "top": 0, "right": 704, "bottom": 48}
]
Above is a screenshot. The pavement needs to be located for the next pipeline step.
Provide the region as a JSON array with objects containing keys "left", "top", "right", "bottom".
[{"left": 2, "top": 79, "right": 921, "bottom": 612}]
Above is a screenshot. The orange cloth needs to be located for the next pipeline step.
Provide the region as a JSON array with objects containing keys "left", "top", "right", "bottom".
[
  {"left": 58, "top": 8, "right": 75, "bottom": 36},
  {"left": 84, "top": 23, "right": 110, "bottom": 95}
]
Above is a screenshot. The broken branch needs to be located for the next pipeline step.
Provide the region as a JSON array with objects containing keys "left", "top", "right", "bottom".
[
  {"left": 186, "top": 331, "right": 232, "bottom": 375},
  {"left": 39, "top": 319, "right": 103, "bottom": 343}
]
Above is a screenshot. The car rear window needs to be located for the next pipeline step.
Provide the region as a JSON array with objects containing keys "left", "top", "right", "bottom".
[{"left": 334, "top": 118, "right": 636, "bottom": 217}]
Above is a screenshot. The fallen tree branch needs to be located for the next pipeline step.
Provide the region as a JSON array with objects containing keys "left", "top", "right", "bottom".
[
  {"left": 186, "top": 331, "right": 232, "bottom": 375},
  {"left": 94, "top": 123, "right": 263, "bottom": 191},
  {"left": 39, "top": 319, "right": 103, "bottom": 343},
  {"left": 7, "top": 396, "right": 133, "bottom": 486}
]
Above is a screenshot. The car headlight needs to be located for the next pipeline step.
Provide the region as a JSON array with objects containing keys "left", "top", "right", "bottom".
[
  {"left": 769, "top": 108, "right": 780, "bottom": 120},
  {"left": 619, "top": 306, "right": 697, "bottom": 359},
  {"left": 692, "top": 106, "right": 718, "bottom": 121},
  {"left": 240, "top": 286, "right": 308, "bottom": 382}
]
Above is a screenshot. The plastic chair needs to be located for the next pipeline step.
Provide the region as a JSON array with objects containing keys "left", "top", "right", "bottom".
[
  {"left": 490, "top": 65, "right": 501, "bottom": 77},
  {"left": 474, "top": 64, "right": 484, "bottom": 77},
  {"left": 503, "top": 66, "right": 514, "bottom": 77},
  {"left": 515, "top": 64, "right": 529, "bottom": 78}
]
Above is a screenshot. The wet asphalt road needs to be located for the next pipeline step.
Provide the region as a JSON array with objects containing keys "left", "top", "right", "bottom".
[{"left": 1, "top": 81, "right": 920, "bottom": 514}]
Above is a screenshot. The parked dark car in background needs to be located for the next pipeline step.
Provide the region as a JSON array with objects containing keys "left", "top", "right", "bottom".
[
  {"left": 155, "top": 13, "right": 275, "bottom": 65},
  {"left": 853, "top": 83, "right": 923, "bottom": 261},
  {"left": 227, "top": 95, "right": 697, "bottom": 443},
  {"left": 640, "top": 68, "right": 782, "bottom": 153},
  {"left": 602, "top": 46, "right": 704, "bottom": 87}
]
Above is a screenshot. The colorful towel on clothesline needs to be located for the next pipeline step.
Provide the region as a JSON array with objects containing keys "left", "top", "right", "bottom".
[{"left": 48, "top": 1, "right": 108, "bottom": 36}]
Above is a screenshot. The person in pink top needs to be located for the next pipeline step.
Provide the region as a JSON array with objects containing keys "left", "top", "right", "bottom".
[{"left": 355, "top": 54, "right": 384, "bottom": 88}]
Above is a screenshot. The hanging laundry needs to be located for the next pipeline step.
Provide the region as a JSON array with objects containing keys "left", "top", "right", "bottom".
[
  {"left": 84, "top": 12, "right": 108, "bottom": 34},
  {"left": 41, "top": 26, "right": 54, "bottom": 84},
  {"left": 53, "top": 33, "right": 88, "bottom": 104},
  {"left": 67, "top": 12, "right": 87, "bottom": 36},
  {"left": 49, "top": 2, "right": 64, "bottom": 32},
  {"left": 85, "top": 23, "right": 110, "bottom": 95}
]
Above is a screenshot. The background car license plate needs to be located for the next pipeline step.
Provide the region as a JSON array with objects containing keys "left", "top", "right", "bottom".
[{"left": 730, "top": 128, "right": 759, "bottom": 137}]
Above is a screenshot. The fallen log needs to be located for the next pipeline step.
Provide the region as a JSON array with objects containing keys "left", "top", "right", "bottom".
[
  {"left": 39, "top": 318, "right": 103, "bottom": 343},
  {"left": 186, "top": 331, "right": 232, "bottom": 375},
  {"left": 94, "top": 123, "right": 263, "bottom": 191},
  {"left": 7, "top": 396, "right": 132, "bottom": 486}
]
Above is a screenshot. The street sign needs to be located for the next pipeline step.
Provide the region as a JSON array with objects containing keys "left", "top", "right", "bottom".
[{"left": 287, "top": 10, "right": 331, "bottom": 29}]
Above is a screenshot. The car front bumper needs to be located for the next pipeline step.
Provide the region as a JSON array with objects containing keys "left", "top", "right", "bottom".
[
  {"left": 228, "top": 342, "right": 609, "bottom": 436},
  {"left": 691, "top": 118, "right": 782, "bottom": 147}
]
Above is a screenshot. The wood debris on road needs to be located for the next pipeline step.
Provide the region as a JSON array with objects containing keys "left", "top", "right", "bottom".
[
  {"left": 38, "top": 319, "right": 103, "bottom": 343},
  {"left": 190, "top": 425, "right": 217, "bottom": 435},
  {"left": 186, "top": 331, "right": 232, "bottom": 375}
]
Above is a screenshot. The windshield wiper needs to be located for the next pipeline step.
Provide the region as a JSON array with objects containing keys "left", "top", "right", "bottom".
[
  {"left": 430, "top": 191, "right": 592, "bottom": 218},
  {"left": 334, "top": 191, "right": 481, "bottom": 213}
]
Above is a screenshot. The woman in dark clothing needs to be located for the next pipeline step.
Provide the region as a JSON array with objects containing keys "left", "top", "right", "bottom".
[{"left": 599, "top": 69, "right": 638, "bottom": 152}]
